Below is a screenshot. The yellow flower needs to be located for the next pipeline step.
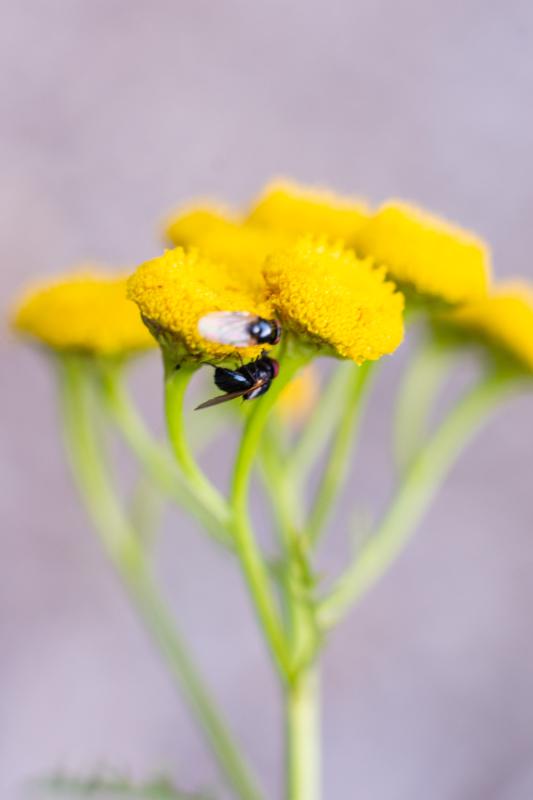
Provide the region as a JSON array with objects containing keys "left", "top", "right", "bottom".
[
  {"left": 353, "top": 201, "right": 490, "bottom": 304},
  {"left": 12, "top": 271, "right": 155, "bottom": 357},
  {"left": 263, "top": 238, "right": 404, "bottom": 364},
  {"left": 127, "top": 246, "right": 275, "bottom": 361},
  {"left": 164, "top": 205, "right": 290, "bottom": 299},
  {"left": 165, "top": 205, "right": 240, "bottom": 247},
  {"left": 246, "top": 179, "right": 370, "bottom": 240},
  {"left": 445, "top": 282, "right": 533, "bottom": 372},
  {"left": 277, "top": 365, "right": 319, "bottom": 427}
]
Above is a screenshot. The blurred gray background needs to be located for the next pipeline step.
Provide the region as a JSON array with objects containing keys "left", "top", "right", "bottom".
[{"left": 2, "top": 1, "right": 533, "bottom": 798}]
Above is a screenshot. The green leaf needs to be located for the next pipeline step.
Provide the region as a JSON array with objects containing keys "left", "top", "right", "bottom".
[{"left": 35, "top": 770, "right": 213, "bottom": 800}]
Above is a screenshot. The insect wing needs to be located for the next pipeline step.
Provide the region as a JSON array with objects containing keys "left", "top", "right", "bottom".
[
  {"left": 195, "top": 387, "right": 253, "bottom": 410},
  {"left": 198, "top": 311, "right": 256, "bottom": 347}
]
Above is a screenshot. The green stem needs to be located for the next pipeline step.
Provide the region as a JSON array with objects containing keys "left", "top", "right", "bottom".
[
  {"left": 261, "top": 422, "right": 300, "bottom": 549},
  {"left": 288, "top": 361, "right": 352, "bottom": 495},
  {"left": 260, "top": 424, "right": 319, "bottom": 673},
  {"left": 98, "top": 364, "right": 232, "bottom": 547},
  {"left": 164, "top": 361, "right": 230, "bottom": 527},
  {"left": 394, "top": 332, "right": 455, "bottom": 473},
  {"left": 319, "top": 371, "right": 515, "bottom": 627},
  {"left": 286, "top": 665, "right": 321, "bottom": 800},
  {"left": 307, "top": 361, "right": 374, "bottom": 546},
  {"left": 58, "top": 356, "right": 263, "bottom": 800},
  {"left": 230, "top": 346, "right": 310, "bottom": 681}
]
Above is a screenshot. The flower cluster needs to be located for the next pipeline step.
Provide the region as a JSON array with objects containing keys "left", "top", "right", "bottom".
[
  {"left": 264, "top": 238, "right": 404, "bottom": 363},
  {"left": 11, "top": 178, "right": 533, "bottom": 382},
  {"left": 12, "top": 271, "right": 155, "bottom": 357},
  {"left": 353, "top": 201, "right": 490, "bottom": 304},
  {"left": 127, "top": 247, "right": 274, "bottom": 361},
  {"left": 246, "top": 179, "right": 370, "bottom": 239},
  {"left": 445, "top": 283, "right": 533, "bottom": 372}
]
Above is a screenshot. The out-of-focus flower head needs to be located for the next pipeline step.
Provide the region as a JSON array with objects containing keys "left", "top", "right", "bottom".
[
  {"left": 127, "top": 247, "right": 275, "bottom": 362},
  {"left": 164, "top": 204, "right": 290, "bottom": 298},
  {"left": 263, "top": 237, "right": 404, "bottom": 364},
  {"left": 246, "top": 179, "right": 370, "bottom": 241},
  {"left": 277, "top": 365, "right": 320, "bottom": 428},
  {"left": 164, "top": 204, "right": 238, "bottom": 245},
  {"left": 12, "top": 271, "right": 155, "bottom": 357},
  {"left": 443, "top": 282, "right": 533, "bottom": 373},
  {"left": 354, "top": 201, "right": 491, "bottom": 305}
]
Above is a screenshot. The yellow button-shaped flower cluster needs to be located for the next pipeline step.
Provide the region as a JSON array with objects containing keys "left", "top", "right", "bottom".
[
  {"left": 13, "top": 271, "right": 155, "bottom": 357},
  {"left": 354, "top": 201, "right": 490, "bottom": 305},
  {"left": 446, "top": 283, "right": 533, "bottom": 372},
  {"left": 264, "top": 238, "right": 404, "bottom": 364},
  {"left": 247, "top": 179, "right": 370, "bottom": 240},
  {"left": 165, "top": 206, "right": 237, "bottom": 248},
  {"left": 127, "top": 247, "right": 274, "bottom": 361}
]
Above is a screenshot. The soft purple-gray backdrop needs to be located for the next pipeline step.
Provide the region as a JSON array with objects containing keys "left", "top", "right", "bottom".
[{"left": 2, "top": 1, "right": 533, "bottom": 798}]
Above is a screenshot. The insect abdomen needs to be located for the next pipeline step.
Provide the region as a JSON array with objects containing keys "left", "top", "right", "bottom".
[{"left": 214, "top": 367, "right": 251, "bottom": 393}]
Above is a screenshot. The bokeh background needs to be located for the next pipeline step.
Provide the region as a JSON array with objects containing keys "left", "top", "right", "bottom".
[{"left": 2, "top": 1, "right": 533, "bottom": 798}]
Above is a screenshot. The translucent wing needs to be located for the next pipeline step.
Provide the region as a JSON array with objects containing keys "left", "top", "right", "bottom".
[
  {"left": 198, "top": 311, "right": 256, "bottom": 347},
  {"left": 195, "top": 379, "right": 267, "bottom": 410}
]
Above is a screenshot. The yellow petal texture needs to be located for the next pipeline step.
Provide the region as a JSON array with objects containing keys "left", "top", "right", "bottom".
[
  {"left": 277, "top": 365, "right": 320, "bottom": 427},
  {"left": 127, "top": 247, "right": 274, "bottom": 361},
  {"left": 446, "top": 282, "right": 533, "bottom": 371},
  {"left": 12, "top": 271, "right": 155, "bottom": 357},
  {"left": 354, "top": 201, "right": 490, "bottom": 304},
  {"left": 247, "top": 179, "right": 370, "bottom": 240},
  {"left": 164, "top": 205, "right": 291, "bottom": 298},
  {"left": 263, "top": 238, "right": 405, "bottom": 363}
]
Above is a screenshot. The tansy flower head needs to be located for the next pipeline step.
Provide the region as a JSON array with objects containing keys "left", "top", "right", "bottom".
[
  {"left": 444, "top": 282, "right": 533, "bottom": 372},
  {"left": 164, "top": 205, "right": 290, "bottom": 299},
  {"left": 12, "top": 271, "right": 155, "bottom": 357},
  {"left": 263, "top": 238, "right": 404, "bottom": 364},
  {"left": 165, "top": 205, "right": 240, "bottom": 248},
  {"left": 127, "top": 247, "right": 275, "bottom": 362},
  {"left": 246, "top": 179, "right": 370, "bottom": 241},
  {"left": 277, "top": 365, "right": 320, "bottom": 427},
  {"left": 354, "top": 201, "right": 490, "bottom": 305}
]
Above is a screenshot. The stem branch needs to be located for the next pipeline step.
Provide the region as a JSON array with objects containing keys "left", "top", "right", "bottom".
[
  {"left": 230, "top": 346, "right": 310, "bottom": 681},
  {"left": 164, "top": 362, "right": 230, "bottom": 528},
  {"left": 58, "top": 355, "right": 262, "bottom": 800},
  {"left": 320, "top": 372, "right": 514, "bottom": 627},
  {"left": 99, "top": 363, "right": 231, "bottom": 547},
  {"left": 307, "top": 362, "right": 374, "bottom": 546}
]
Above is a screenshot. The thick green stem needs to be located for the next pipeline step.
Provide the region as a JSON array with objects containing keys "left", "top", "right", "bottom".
[
  {"left": 286, "top": 665, "right": 321, "bottom": 800},
  {"left": 98, "top": 364, "right": 232, "bottom": 547},
  {"left": 164, "top": 362, "right": 230, "bottom": 527},
  {"left": 230, "top": 346, "right": 310, "bottom": 681},
  {"left": 58, "top": 356, "right": 263, "bottom": 800},
  {"left": 320, "top": 372, "right": 515, "bottom": 627},
  {"left": 307, "top": 361, "right": 374, "bottom": 546}
]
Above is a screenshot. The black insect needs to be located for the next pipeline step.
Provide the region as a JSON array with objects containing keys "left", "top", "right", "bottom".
[
  {"left": 198, "top": 311, "right": 281, "bottom": 347},
  {"left": 195, "top": 355, "right": 280, "bottom": 410}
]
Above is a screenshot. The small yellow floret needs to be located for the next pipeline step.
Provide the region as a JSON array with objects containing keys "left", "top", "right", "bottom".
[
  {"left": 277, "top": 365, "right": 319, "bottom": 427},
  {"left": 264, "top": 238, "right": 404, "bottom": 363},
  {"left": 354, "top": 201, "right": 490, "bottom": 304},
  {"left": 446, "top": 283, "right": 533, "bottom": 371},
  {"left": 12, "top": 271, "right": 154, "bottom": 357},
  {"left": 127, "top": 247, "right": 275, "bottom": 361},
  {"left": 247, "top": 179, "right": 370, "bottom": 241}
]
